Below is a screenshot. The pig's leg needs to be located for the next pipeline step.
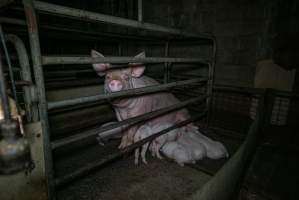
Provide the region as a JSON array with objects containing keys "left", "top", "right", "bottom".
[
  {"left": 126, "top": 126, "right": 139, "bottom": 147},
  {"left": 118, "top": 132, "right": 129, "bottom": 149},
  {"left": 155, "top": 142, "right": 164, "bottom": 160},
  {"left": 141, "top": 142, "right": 149, "bottom": 164},
  {"left": 134, "top": 148, "right": 140, "bottom": 165}
]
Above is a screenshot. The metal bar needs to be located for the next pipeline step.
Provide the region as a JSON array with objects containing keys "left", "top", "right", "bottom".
[
  {"left": 48, "top": 78, "right": 207, "bottom": 110},
  {"left": 51, "top": 95, "right": 207, "bottom": 149},
  {"left": 164, "top": 42, "right": 169, "bottom": 83},
  {"left": 23, "top": 0, "right": 56, "bottom": 199},
  {"left": 206, "top": 36, "right": 217, "bottom": 127},
  {"left": 0, "top": 25, "right": 19, "bottom": 112},
  {"left": 0, "top": 53, "right": 11, "bottom": 120},
  {"left": 5, "top": 34, "right": 38, "bottom": 122},
  {"left": 0, "top": 17, "right": 165, "bottom": 42},
  {"left": 213, "top": 84, "right": 264, "bottom": 95},
  {"left": 138, "top": 0, "right": 143, "bottom": 22},
  {"left": 42, "top": 55, "right": 210, "bottom": 65},
  {"left": 55, "top": 112, "right": 207, "bottom": 187},
  {"left": 33, "top": 1, "right": 214, "bottom": 39}
]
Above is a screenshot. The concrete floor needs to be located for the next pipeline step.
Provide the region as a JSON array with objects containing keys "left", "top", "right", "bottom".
[{"left": 54, "top": 129, "right": 241, "bottom": 200}]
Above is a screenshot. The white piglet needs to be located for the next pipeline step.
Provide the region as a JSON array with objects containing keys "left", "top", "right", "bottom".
[
  {"left": 133, "top": 125, "right": 153, "bottom": 165},
  {"left": 177, "top": 132, "right": 206, "bottom": 161},
  {"left": 150, "top": 123, "right": 182, "bottom": 159},
  {"left": 161, "top": 141, "right": 195, "bottom": 167},
  {"left": 189, "top": 131, "right": 229, "bottom": 159}
]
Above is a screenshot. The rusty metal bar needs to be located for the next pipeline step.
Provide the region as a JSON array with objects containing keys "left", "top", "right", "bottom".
[
  {"left": 42, "top": 55, "right": 210, "bottom": 65},
  {"left": 48, "top": 78, "right": 207, "bottom": 110},
  {"left": 33, "top": 1, "right": 214, "bottom": 39},
  {"left": 55, "top": 111, "right": 207, "bottom": 187},
  {"left": 23, "top": 0, "right": 55, "bottom": 198},
  {"left": 51, "top": 95, "right": 207, "bottom": 149}
]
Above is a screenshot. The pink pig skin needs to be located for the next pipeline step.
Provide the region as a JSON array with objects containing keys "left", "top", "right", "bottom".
[{"left": 91, "top": 50, "right": 193, "bottom": 149}]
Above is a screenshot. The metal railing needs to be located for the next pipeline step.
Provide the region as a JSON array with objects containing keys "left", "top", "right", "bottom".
[{"left": 21, "top": 0, "right": 216, "bottom": 199}]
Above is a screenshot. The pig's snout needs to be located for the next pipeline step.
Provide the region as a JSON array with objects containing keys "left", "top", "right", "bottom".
[{"left": 108, "top": 80, "right": 123, "bottom": 92}]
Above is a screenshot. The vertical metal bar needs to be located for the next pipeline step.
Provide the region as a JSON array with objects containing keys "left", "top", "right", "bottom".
[
  {"left": 0, "top": 25, "right": 19, "bottom": 113},
  {"left": 164, "top": 42, "right": 169, "bottom": 83},
  {"left": 0, "top": 53, "right": 11, "bottom": 120},
  {"left": 207, "top": 37, "right": 217, "bottom": 127},
  {"left": 23, "top": 0, "right": 56, "bottom": 199},
  {"left": 138, "top": 0, "right": 143, "bottom": 22}
]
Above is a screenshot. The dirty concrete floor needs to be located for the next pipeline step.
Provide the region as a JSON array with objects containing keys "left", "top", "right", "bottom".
[
  {"left": 57, "top": 155, "right": 212, "bottom": 200},
  {"left": 54, "top": 128, "right": 241, "bottom": 200}
]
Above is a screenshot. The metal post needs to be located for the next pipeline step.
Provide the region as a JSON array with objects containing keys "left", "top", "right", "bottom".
[
  {"left": 23, "top": 0, "right": 55, "bottom": 199},
  {"left": 164, "top": 42, "right": 169, "bottom": 83},
  {"left": 138, "top": 0, "right": 143, "bottom": 22},
  {"left": 0, "top": 53, "right": 11, "bottom": 120},
  {"left": 206, "top": 36, "right": 217, "bottom": 127}
]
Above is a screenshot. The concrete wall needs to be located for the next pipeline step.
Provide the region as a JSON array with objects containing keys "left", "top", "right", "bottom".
[{"left": 143, "top": 0, "right": 279, "bottom": 87}]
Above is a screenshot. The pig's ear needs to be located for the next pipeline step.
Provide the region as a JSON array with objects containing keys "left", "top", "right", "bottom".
[
  {"left": 130, "top": 52, "right": 146, "bottom": 78},
  {"left": 91, "top": 50, "right": 109, "bottom": 76}
]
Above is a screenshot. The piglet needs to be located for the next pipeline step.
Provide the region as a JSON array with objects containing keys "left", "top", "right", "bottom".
[
  {"left": 133, "top": 125, "right": 152, "bottom": 165},
  {"left": 150, "top": 123, "right": 182, "bottom": 159},
  {"left": 161, "top": 141, "right": 195, "bottom": 167},
  {"left": 91, "top": 50, "right": 193, "bottom": 149},
  {"left": 189, "top": 130, "right": 229, "bottom": 159},
  {"left": 177, "top": 132, "right": 206, "bottom": 161}
]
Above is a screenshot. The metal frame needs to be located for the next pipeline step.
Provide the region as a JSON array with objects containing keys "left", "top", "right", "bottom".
[
  {"left": 21, "top": 0, "right": 216, "bottom": 199},
  {"left": 4, "top": 34, "right": 39, "bottom": 122}
]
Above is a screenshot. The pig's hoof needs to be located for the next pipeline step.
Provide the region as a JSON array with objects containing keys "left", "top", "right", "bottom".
[
  {"left": 142, "top": 159, "right": 148, "bottom": 165},
  {"left": 134, "top": 160, "right": 139, "bottom": 165}
]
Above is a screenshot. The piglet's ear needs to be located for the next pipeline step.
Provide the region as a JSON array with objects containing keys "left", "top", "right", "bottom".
[
  {"left": 130, "top": 52, "right": 146, "bottom": 78},
  {"left": 91, "top": 50, "right": 110, "bottom": 76}
]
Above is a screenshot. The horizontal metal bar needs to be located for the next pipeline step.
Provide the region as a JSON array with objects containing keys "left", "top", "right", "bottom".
[
  {"left": 48, "top": 78, "right": 207, "bottom": 110},
  {"left": 213, "top": 85, "right": 264, "bottom": 95},
  {"left": 51, "top": 95, "right": 207, "bottom": 149},
  {"left": 42, "top": 56, "right": 210, "bottom": 65},
  {"left": 55, "top": 112, "right": 207, "bottom": 187},
  {"left": 0, "top": 17, "right": 166, "bottom": 42},
  {"left": 33, "top": 1, "right": 213, "bottom": 40}
]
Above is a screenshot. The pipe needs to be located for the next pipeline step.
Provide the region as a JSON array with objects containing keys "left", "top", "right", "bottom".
[
  {"left": 23, "top": 0, "right": 55, "bottom": 198},
  {"left": 48, "top": 78, "right": 207, "bottom": 110},
  {"left": 33, "top": 1, "right": 214, "bottom": 40},
  {"left": 51, "top": 95, "right": 207, "bottom": 149},
  {"left": 0, "top": 25, "right": 19, "bottom": 113},
  {"left": 55, "top": 112, "right": 207, "bottom": 187},
  {"left": 5, "top": 34, "right": 38, "bottom": 122},
  {"left": 0, "top": 54, "right": 11, "bottom": 120},
  {"left": 42, "top": 56, "right": 210, "bottom": 65}
]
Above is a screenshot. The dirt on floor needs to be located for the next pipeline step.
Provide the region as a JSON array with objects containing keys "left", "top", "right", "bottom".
[{"left": 57, "top": 156, "right": 212, "bottom": 200}]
